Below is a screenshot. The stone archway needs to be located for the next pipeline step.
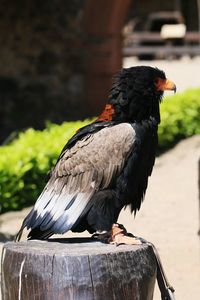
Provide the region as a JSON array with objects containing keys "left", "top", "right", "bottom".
[
  {"left": 83, "top": 0, "right": 131, "bottom": 115},
  {"left": 0, "top": 1, "right": 131, "bottom": 142}
]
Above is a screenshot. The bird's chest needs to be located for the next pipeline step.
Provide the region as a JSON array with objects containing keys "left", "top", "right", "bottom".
[{"left": 116, "top": 122, "right": 158, "bottom": 205}]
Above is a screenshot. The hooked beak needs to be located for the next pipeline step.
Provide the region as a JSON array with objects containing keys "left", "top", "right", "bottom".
[{"left": 156, "top": 78, "right": 176, "bottom": 93}]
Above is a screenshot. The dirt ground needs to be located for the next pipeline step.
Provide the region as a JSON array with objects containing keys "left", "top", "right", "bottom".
[
  {"left": 0, "top": 57, "right": 200, "bottom": 299},
  {"left": 119, "top": 135, "right": 200, "bottom": 300},
  {"left": 122, "top": 57, "right": 200, "bottom": 299}
]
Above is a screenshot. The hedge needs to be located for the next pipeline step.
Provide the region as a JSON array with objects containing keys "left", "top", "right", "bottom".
[
  {"left": 0, "top": 88, "right": 200, "bottom": 213},
  {"left": 0, "top": 120, "right": 91, "bottom": 213},
  {"left": 158, "top": 88, "right": 200, "bottom": 149}
]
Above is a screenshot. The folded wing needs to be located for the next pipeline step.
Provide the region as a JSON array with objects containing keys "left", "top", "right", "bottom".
[{"left": 17, "top": 123, "right": 135, "bottom": 239}]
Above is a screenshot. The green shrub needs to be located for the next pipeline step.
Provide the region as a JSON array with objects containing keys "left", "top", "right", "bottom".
[
  {"left": 0, "top": 88, "right": 199, "bottom": 213},
  {"left": 0, "top": 120, "right": 91, "bottom": 213},
  {"left": 159, "top": 88, "right": 200, "bottom": 150}
]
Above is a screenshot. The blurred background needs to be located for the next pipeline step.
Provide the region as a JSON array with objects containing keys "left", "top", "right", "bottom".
[
  {"left": 0, "top": 0, "right": 200, "bottom": 143},
  {"left": 0, "top": 1, "right": 200, "bottom": 300}
]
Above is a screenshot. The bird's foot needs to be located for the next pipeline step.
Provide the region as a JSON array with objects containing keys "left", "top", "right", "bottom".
[{"left": 92, "top": 223, "right": 142, "bottom": 245}]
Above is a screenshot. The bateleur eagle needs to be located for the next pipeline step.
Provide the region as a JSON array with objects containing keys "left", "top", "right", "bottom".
[{"left": 16, "top": 66, "right": 176, "bottom": 244}]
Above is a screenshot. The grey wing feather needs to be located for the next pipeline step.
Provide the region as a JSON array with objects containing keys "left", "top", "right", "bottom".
[{"left": 23, "top": 123, "right": 136, "bottom": 234}]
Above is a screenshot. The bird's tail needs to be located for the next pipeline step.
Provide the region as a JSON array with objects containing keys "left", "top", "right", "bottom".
[
  {"left": 14, "top": 226, "right": 24, "bottom": 242},
  {"left": 14, "top": 208, "right": 53, "bottom": 241},
  {"left": 27, "top": 228, "right": 53, "bottom": 240},
  {"left": 15, "top": 222, "right": 53, "bottom": 241}
]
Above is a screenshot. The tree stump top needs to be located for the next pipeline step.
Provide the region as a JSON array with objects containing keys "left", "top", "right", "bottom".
[
  {"left": 3, "top": 237, "right": 150, "bottom": 257},
  {"left": 2, "top": 238, "right": 157, "bottom": 300}
]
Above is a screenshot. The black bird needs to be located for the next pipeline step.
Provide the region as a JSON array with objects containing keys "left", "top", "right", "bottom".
[{"left": 16, "top": 66, "right": 176, "bottom": 244}]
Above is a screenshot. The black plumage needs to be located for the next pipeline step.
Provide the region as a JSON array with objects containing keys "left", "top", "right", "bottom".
[{"left": 16, "top": 66, "right": 176, "bottom": 241}]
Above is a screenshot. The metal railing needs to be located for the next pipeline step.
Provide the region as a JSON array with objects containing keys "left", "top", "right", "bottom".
[{"left": 123, "top": 32, "right": 200, "bottom": 57}]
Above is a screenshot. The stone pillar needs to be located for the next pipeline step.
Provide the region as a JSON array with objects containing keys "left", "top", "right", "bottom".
[{"left": 83, "top": 0, "right": 131, "bottom": 115}]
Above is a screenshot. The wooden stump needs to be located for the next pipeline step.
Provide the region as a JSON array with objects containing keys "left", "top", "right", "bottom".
[{"left": 1, "top": 238, "right": 157, "bottom": 300}]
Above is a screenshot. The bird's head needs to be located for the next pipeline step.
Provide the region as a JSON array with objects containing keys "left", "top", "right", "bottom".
[{"left": 97, "top": 66, "right": 176, "bottom": 124}]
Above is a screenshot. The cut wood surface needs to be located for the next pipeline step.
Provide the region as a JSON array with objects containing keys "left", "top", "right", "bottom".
[{"left": 1, "top": 238, "right": 156, "bottom": 300}]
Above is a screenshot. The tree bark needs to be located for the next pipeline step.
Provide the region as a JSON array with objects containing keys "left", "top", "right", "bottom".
[{"left": 1, "top": 238, "right": 156, "bottom": 300}]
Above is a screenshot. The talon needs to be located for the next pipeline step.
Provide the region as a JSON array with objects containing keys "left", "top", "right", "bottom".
[
  {"left": 92, "top": 224, "right": 142, "bottom": 245},
  {"left": 111, "top": 234, "right": 142, "bottom": 245},
  {"left": 110, "top": 224, "right": 141, "bottom": 245}
]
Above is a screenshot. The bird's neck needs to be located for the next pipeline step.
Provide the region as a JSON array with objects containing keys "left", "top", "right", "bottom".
[
  {"left": 96, "top": 101, "right": 160, "bottom": 124},
  {"left": 96, "top": 104, "right": 115, "bottom": 122}
]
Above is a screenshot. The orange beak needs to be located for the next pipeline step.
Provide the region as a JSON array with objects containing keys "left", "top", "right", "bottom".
[{"left": 156, "top": 78, "right": 176, "bottom": 93}]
